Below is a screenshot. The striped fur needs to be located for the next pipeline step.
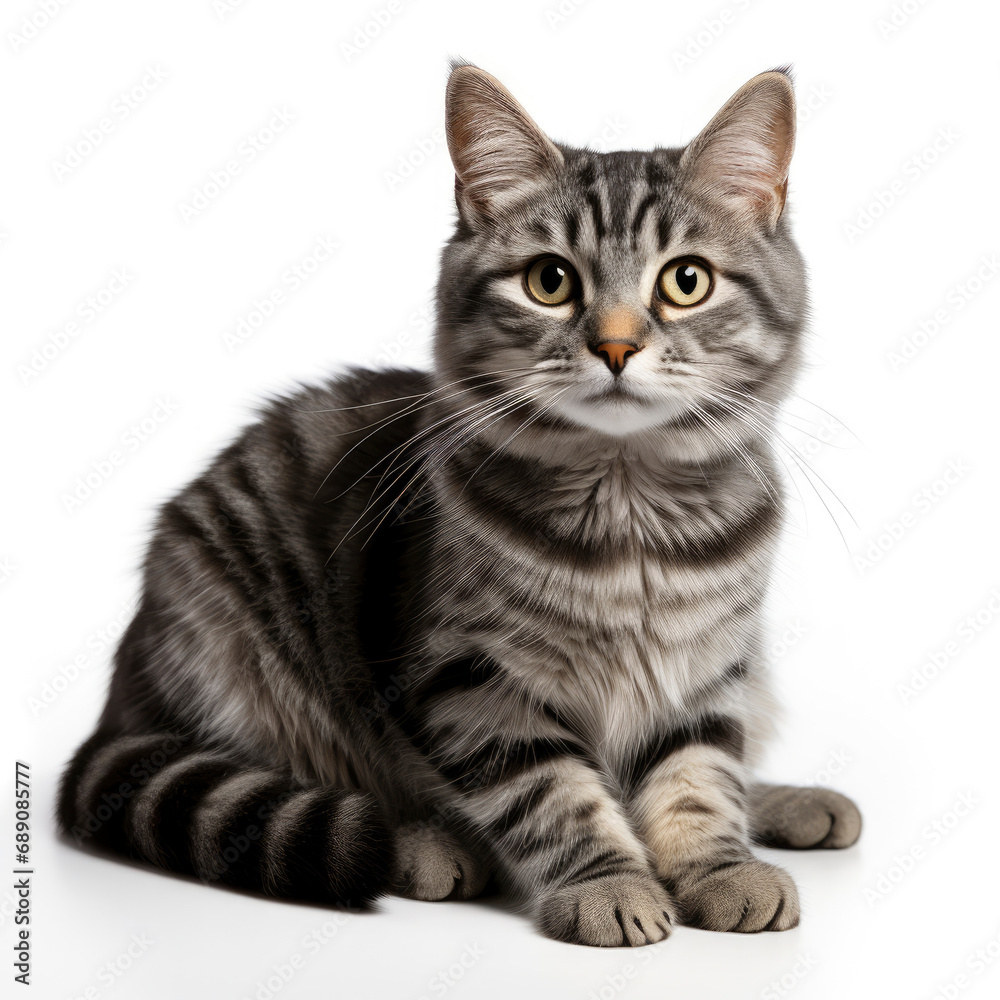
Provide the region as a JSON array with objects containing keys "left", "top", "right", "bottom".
[{"left": 59, "top": 64, "right": 860, "bottom": 943}]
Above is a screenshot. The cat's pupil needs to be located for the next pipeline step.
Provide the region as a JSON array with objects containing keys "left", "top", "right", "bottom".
[
  {"left": 676, "top": 266, "right": 698, "bottom": 295},
  {"left": 541, "top": 263, "right": 566, "bottom": 294}
]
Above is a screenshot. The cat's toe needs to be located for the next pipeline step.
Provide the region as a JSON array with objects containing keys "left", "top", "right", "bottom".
[
  {"left": 752, "top": 785, "right": 862, "bottom": 849},
  {"left": 392, "top": 822, "right": 489, "bottom": 901},
  {"left": 673, "top": 859, "right": 799, "bottom": 933},
  {"left": 537, "top": 872, "right": 676, "bottom": 947}
]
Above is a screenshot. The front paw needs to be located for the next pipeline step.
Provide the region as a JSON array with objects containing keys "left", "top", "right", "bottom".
[
  {"left": 751, "top": 785, "right": 862, "bottom": 850},
  {"left": 673, "top": 859, "right": 799, "bottom": 933},
  {"left": 537, "top": 872, "right": 677, "bottom": 947}
]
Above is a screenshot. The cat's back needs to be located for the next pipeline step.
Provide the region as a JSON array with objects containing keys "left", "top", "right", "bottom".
[{"left": 99, "top": 366, "right": 435, "bottom": 742}]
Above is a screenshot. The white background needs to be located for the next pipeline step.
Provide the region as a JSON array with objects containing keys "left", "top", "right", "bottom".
[{"left": 4, "top": 0, "right": 1000, "bottom": 997}]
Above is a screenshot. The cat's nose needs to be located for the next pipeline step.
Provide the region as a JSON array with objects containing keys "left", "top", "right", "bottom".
[
  {"left": 590, "top": 305, "right": 646, "bottom": 375},
  {"left": 594, "top": 341, "right": 642, "bottom": 375}
]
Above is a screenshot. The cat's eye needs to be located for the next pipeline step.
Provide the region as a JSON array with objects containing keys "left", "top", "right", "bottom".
[
  {"left": 656, "top": 258, "right": 713, "bottom": 307},
  {"left": 524, "top": 257, "right": 578, "bottom": 306}
]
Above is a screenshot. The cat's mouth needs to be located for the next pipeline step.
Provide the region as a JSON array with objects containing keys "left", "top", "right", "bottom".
[{"left": 587, "top": 382, "right": 642, "bottom": 402}]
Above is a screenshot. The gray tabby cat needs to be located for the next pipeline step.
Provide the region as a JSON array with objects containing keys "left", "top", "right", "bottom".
[{"left": 59, "top": 63, "right": 861, "bottom": 946}]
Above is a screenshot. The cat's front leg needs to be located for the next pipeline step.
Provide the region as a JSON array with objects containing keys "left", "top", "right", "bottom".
[
  {"left": 422, "top": 687, "right": 677, "bottom": 945},
  {"left": 629, "top": 716, "right": 799, "bottom": 933}
]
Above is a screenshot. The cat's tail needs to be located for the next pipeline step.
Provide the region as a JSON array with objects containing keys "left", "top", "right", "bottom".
[{"left": 57, "top": 729, "right": 393, "bottom": 905}]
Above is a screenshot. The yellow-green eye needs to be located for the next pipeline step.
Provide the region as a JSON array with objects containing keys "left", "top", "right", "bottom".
[
  {"left": 525, "top": 257, "right": 578, "bottom": 306},
  {"left": 657, "top": 259, "right": 712, "bottom": 307}
]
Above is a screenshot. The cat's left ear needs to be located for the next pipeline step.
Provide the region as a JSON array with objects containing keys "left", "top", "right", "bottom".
[
  {"left": 679, "top": 69, "right": 796, "bottom": 230},
  {"left": 445, "top": 63, "right": 564, "bottom": 221}
]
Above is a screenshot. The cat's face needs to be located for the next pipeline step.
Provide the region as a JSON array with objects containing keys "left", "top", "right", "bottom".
[{"left": 435, "top": 66, "right": 807, "bottom": 455}]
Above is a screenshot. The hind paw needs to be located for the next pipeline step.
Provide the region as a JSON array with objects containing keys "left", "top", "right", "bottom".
[
  {"left": 750, "top": 784, "right": 862, "bottom": 849},
  {"left": 392, "top": 822, "right": 489, "bottom": 901}
]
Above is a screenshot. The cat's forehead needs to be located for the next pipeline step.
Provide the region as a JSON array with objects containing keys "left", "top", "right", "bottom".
[{"left": 494, "top": 146, "right": 741, "bottom": 279}]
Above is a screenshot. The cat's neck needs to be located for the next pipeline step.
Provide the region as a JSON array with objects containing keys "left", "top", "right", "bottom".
[{"left": 425, "top": 409, "right": 782, "bottom": 555}]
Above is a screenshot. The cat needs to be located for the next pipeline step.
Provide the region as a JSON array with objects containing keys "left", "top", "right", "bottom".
[{"left": 59, "top": 61, "right": 861, "bottom": 947}]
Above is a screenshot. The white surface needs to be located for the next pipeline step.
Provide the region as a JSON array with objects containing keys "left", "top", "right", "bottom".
[{"left": 4, "top": 1, "right": 1000, "bottom": 997}]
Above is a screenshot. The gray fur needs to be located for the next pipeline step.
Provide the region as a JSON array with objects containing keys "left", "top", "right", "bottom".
[{"left": 58, "top": 64, "right": 860, "bottom": 945}]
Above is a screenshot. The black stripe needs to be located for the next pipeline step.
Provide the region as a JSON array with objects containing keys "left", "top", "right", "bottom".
[
  {"left": 564, "top": 210, "right": 580, "bottom": 249},
  {"left": 726, "top": 270, "right": 797, "bottom": 336},
  {"left": 622, "top": 715, "right": 746, "bottom": 793},
  {"left": 60, "top": 733, "right": 186, "bottom": 856},
  {"left": 148, "top": 758, "right": 240, "bottom": 874},
  {"left": 486, "top": 776, "right": 554, "bottom": 837},
  {"left": 415, "top": 655, "right": 501, "bottom": 703},
  {"left": 528, "top": 218, "right": 553, "bottom": 242},
  {"left": 448, "top": 444, "right": 778, "bottom": 570},
  {"left": 630, "top": 192, "right": 658, "bottom": 236},
  {"left": 561, "top": 849, "right": 636, "bottom": 886},
  {"left": 194, "top": 773, "right": 295, "bottom": 889},
  {"left": 585, "top": 190, "right": 605, "bottom": 240},
  {"left": 438, "top": 735, "right": 591, "bottom": 787},
  {"left": 656, "top": 211, "right": 671, "bottom": 250},
  {"left": 698, "top": 716, "right": 746, "bottom": 758},
  {"left": 269, "top": 789, "right": 390, "bottom": 905}
]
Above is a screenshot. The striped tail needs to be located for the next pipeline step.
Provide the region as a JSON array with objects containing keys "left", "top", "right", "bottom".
[{"left": 57, "top": 730, "right": 392, "bottom": 905}]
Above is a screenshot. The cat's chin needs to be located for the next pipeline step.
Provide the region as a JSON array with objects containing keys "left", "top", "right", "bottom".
[{"left": 553, "top": 392, "right": 693, "bottom": 438}]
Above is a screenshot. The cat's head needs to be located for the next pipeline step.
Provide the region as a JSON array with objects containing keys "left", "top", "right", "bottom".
[{"left": 434, "top": 63, "right": 807, "bottom": 460}]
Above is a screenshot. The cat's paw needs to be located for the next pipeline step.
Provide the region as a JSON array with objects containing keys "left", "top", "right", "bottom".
[
  {"left": 673, "top": 859, "right": 799, "bottom": 933},
  {"left": 751, "top": 785, "right": 862, "bottom": 849},
  {"left": 392, "top": 822, "right": 489, "bottom": 901},
  {"left": 537, "top": 872, "right": 676, "bottom": 947}
]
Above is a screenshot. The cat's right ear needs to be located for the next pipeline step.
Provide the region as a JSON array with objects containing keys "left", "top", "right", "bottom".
[
  {"left": 679, "top": 69, "right": 796, "bottom": 230},
  {"left": 445, "top": 63, "right": 564, "bottom": 223}
]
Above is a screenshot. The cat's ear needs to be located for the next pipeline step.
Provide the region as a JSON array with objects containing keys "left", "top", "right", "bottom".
[
  {"left": 445, "top": 63, "right": 564, "bottom": 221},
  {"left": 679, "top": 69, "right": 796, "bottom": 229}
]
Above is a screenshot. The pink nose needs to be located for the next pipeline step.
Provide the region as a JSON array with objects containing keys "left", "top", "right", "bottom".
[{"left": 596, "top": 341, "right": 641, "bottom": 374}]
